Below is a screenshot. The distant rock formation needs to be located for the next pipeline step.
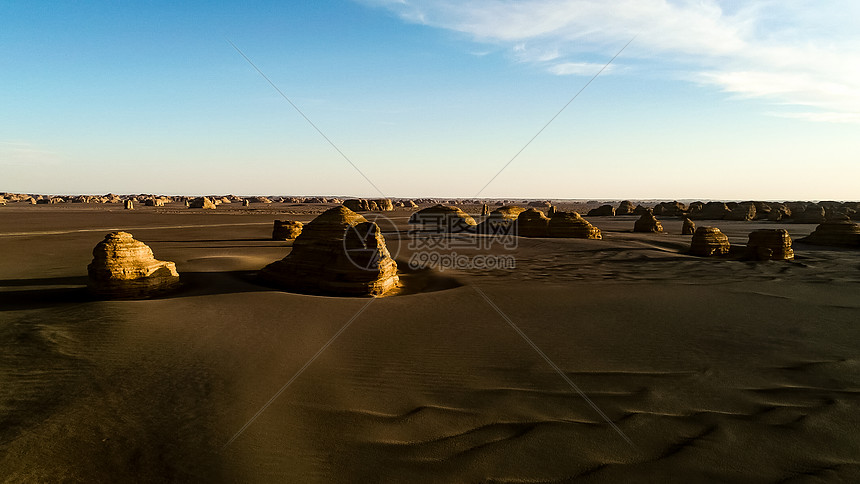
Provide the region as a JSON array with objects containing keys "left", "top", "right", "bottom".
[
  {"left": 259, "top": 207, "right": 399, "bottom": 296},
  {"left": 87, "top": 232, "right": 180, "bottom": 298},
  {"left": 272, "top": 220, "right": 303, "bottom": 240},
  {"left": 247, "top": 196, "right": 272, "bottom": 204},
  {"left": 632, "top": 204, "right": 650, "bottom": 216},
  {"left": 725, "top": 202, "right": 756, "bottom": 221},
  {"left": 682, "top": 218, "right": 696, "bottom": 235},
  {"left": 528, "top": 201, "right": 552, "bottom": 208},
  {"left": 653, "top": 201, "right": 686, "bottom": 217},
  {"left": 633, "top": 210, "right": 663, "bottom": 233},
  {"left": 478, "top": 205, "right": 526, "bottom": 235},
  {"left": 745, "top": 229, "right": 794, "bottom": 261},
  {"left": 689, "top": 227, "right": 730, "bottom": 256},
  {"left": 587, "top": 204, "right": 615, "bottom": 217},
  {"left": 409, "top": 204, "right": 477, "bottom": 232},
  {"left": 793, "top": 204, "right": 826, "bottom": 224},
  {"left": 690, "top": 202, "right": 731, "bottom": 220},
  {"left": 343, "top": 199, "right": 394, "bottom": 212},
  {"left": 242, "top": 199, "right": 250, "bottom": 207},
  {"left": 548, "top": 205, "right": 557, "bottom": 217},
  {"left": 547, "top": 211, "right": 602, "bottom": 239},
  {"left": 189, "top": 197, "right": 216, "bottom": 209},
  {"left": 616, "top": 200, "right": 636, "bottom": 215},
  {"left": 144, "top": 198, "right": 164, "bottom": 207},
  {"left": 515, "top": 208, "right": 550, "bottom": 237},
  {"left": 124, "top": 200, "right": 134, "bottom": 210},
  {"left": 800, "top": 216, "right": 860, "bottom": 247},
  {"left": 768, "top": 204, "right": 791, "bottom": 221},
  {"left": 481, "top": 204, "right": 490, "bottom": 216}
]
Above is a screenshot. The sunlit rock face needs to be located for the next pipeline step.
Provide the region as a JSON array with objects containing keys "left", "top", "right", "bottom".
[
  {"left": 189, "top": 197, "right": 216, "bottom": 209},
  {"left": 260, "top": 207, "right": 399, "bottom": 297},
  {"left": 633, "top": 210, "right": 663, "bottom": 233},
  {"left": 272, "top": 220, "right": 303, "bottom": 240},
  {"left": 689, "top": 227, "right": 730, "bottom": 257},
  {"left": 745, "top": 229, "right": 794, "bottom": 261},
  {"left": 87, "top": 232, "right": 180, "bottom": 298},
  {"left": 547, "top": 211, "right": 602, "bottom": 239},
  {"left": 409, "top": 204, "right": 477, "bottom": 233}
]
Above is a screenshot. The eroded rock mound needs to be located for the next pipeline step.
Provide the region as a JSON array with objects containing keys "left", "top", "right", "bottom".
[
  {"left": 477, "top": 205, "right": 526, "bottom": 235},
  {"left": 801, "top": 216, "right": 860, "bottom": 248},
  {"left": 633, "top": 210, "right": 663, "bottom": 233},
  {"left": 547, "top": 211, "right": 602, "bottom": 239},
  {"left": 272, "top": 220, "right": 303, "bottom": 240},
  {"left": 682, "top": 218, "right": 696, "bottom": 235},
  {"left": 260, "top": 207, "right": 398, "bottom": 296},
  {"left": 616, "top": 200, "right": 635, "bottom": 215},
  {"left": 189, "top": 197, "right": 216, "bottom": 209},
  {"left": 745, "top": 229, "right": 794, "bottom": 261},
  {"left": 515, "top": 208, "right": 550, "bottom": 237},
  {"left": 409, "top": 204, "right": 477, "bottom": 232},
  {"left": 691, "top": 202, "right": 731, "bottom": 220},
  {"left": 689, "top": 227, "right": 730, "bottom": 256},
  {"left": 87, "top": 232, "right": 180, "bottom": 298},
  {"left": 725, "top": 202, "right": 756, "bottom": 221},
  {"left": 587, "top": 204, "right": 615, "bottom": 217}
]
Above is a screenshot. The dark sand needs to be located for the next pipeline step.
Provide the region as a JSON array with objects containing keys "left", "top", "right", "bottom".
[{"left": 1, "top": 203, "right": 859, "bottom": 482}]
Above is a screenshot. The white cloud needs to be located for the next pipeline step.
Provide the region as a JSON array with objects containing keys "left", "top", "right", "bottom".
[
  {"left": 361, "top": 0, "right": 860, "bottom": 122},
  {"left": 0, "top": 141, "right": 60, "bottom": 165},
  {"left": 548, "top": 61, "right": 613, "bottom": 76}
]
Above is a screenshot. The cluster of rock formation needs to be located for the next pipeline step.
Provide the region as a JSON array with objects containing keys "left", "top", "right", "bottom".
[
  {"left": 801, "top": 216, "right": 860, "bottom": 248},
  {"left": 87, "top": 232, "right": 180, "bottom": 298},
  {"left": 272, "top": 220, "right": 303, "bottom": 240},
  {"left": 689, "top": 227, "right": 731, "bottom": 256},
  {"left": 587, "top": 204, "right": 615, "bottom": 217},
  {"left": 633, "top": 210, "right": 663, "bottom": 233},
  {"left": 745, "top": 229, "right": 794, "bottom": 261},
  {"left": 515, "top": 209, "right": 551, "bottom": 237},
  {"left": 343, "top": 199, "right": 395, "bottom": 212},
  {"left": 409, "top": 204, "right": 477, "bottom": 232},
  {"left": 260, "top": 207, "right": 399, "bottom": 296},
  {"left": 548, "top": 211, "right": 602, "bottom": 239}
]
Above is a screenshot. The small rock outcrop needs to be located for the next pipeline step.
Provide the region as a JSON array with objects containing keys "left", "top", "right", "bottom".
[
  {"left": 87, "top": 232, "right": 180, "bottom": 298},
  {"left": 633, "top": 210, "right": 663, "bottom": 233},
  {"left": 242, "top": 199, "right": 250, "bottom": 207},
  {"left": 189, "top": 197, "right": 216, "bottom": 209},
  {"left": 725, "top": 202, "right": 756, "bottom": 221},
  {"left": 409, "top": 204, "right": 477, "bottom": 232},
  {"left": 682, "top": 218, "right": 696, "bottom": 235},
  {"left": 515, "top": 208, "right": 550, "bottom": 237},
  {"left": 124, "top": 200, "right": 134, "bottom": 210},
  {"left": 547, "top": 211, "right": 602, "bottom": 239},
  {"left": 653, "top": 201, "right": 686, "bottom": 217},
  {"left": 260, "top": 207, "right": 399, "bottom": 296},
  {"left": 477, "top": 205, "right": 526, "bottom": 235},
  {"left": 793, "top": 204, "right": 827, "bottom": 224},
  {"left": 745, "top": 229, "right": 794, "bottom": 261},
  {"left": 272, "top": 220, "right": 303, "bottom": 240},
  {"left": 691, "top": 202, "right": 731, "bottom": 220},
  {"left": 801, "top": 216, "right": 860, "bottom": 248},
  {"left": 689, "top": 227, "right": 730, "bottom": 256},
  {"left": 587, "top": 204, "right": 615, "bottom": 217},
  {"left": 481, "top": 204, "right": 490, "bottom": 216}
]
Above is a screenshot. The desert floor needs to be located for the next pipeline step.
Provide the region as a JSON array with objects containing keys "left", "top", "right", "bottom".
[{"left": 1, "top": 203, "right": 859, "bottom": 482}]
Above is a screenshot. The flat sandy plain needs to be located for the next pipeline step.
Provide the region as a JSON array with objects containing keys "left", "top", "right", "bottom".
[{"left": 1, "top": 202, "right": 859, "bottom": 482}]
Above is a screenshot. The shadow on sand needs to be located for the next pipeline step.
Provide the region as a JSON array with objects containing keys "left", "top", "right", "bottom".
[{"left": 0, "top": 263, "right": 462, "bottom": 310}]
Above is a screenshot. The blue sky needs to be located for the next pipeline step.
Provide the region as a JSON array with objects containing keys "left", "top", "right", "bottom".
[{"left": 1, "top": 0, "right": 858, "bottom": 200}]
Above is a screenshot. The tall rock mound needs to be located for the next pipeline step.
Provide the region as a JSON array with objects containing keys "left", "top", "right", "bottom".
[
  {"left": 409, "top": 204, "right": 477, "bottom": 232},
  {"left": 515, "top": 208, "right": 551, "bottom": 237},
  {"left": 691, "top": 202, "right": 731, "bottom": 220},
  {"left": 653, "top": 201, "right": 686, "bottom": 217},
  {"left": 547, "top": 211, "right": 602, "bottom": 239},
  {"left": 587, "top": 204, "right": 615, "bottom": 217},
  {"left": 87, "top": 232, "right": 180, "bottom": 298},
  {"left": 689, "top": 227, "right": 730, "bottom": 256},
  {"left": 272, "top": 220, "right": 303, "bottom": 240},
  {"left": 745, "top": 229, "right": 794, "bottom": 261},
  {"left": 260, "top": 207, "right": 399, "bottom": 296},
  {"left": 189, "top": 197, "right": 216, "bottom": 209},
  {"left": 616, "top": 200, "right": 635, "bottom": 215},
  {"left": 800, "top": 216, "right": 860, "bottom": 248},
  {"left": 681, "top": 218, "right": 696, "bottom": 235},
  {"left": 633, "top": 210, "right": 663, "bottom": 233}
]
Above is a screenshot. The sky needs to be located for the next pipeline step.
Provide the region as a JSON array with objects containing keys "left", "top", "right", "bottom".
[{"left": 1, "top": 0, "right": 858, "bottom": 200}]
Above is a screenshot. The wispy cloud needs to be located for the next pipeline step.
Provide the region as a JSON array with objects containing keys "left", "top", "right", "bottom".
[
  {"left": 0, "top": 141, "right": 60, "bottom": 164},
  {"left": 360, "top": 0, "right": 860, "bottom": 122}
]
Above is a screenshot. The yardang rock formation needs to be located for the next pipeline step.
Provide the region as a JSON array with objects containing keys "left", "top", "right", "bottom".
[
  {"left": 87, "top": 232, "right": 180, "bottom": 298},
  {"left": 260, "top": 207, "right": 399, "bottom": 296},
  {"left": 689, "top": 227, "right": 731, "bottom": 256}
]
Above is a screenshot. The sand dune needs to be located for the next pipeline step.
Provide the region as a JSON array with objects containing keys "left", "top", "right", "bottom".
[{"left": 1, "top": 206, "right": 859, "bottom": 482}]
